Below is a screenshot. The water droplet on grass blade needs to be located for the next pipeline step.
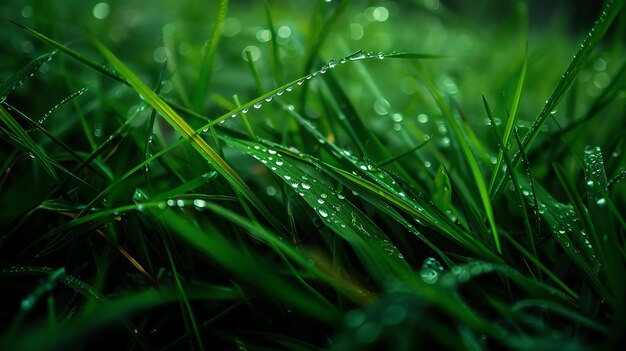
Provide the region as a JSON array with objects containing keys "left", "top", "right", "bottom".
[{"left": 193, "top": 199, "right": 207, "bottom": 210}]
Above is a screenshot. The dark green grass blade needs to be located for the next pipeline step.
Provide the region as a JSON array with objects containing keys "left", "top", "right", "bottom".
[
  {"left": 7, "top": 282, "right": 239, "bottom": 350},
  {"left": 416, "top": 64, "right": 501, "bottom": 253},
  {"left": 282, "top": 104, "right": 501, "bottom": 262},
  {"left": 190, "top": 0, "right": 228, "bottom": 112},
  {"left": 0, "top": 50, "right": 56, "bottom": 103},
  {"left": 582, "top": 147, "right": 624, "bottom": 311},
  {"left": 161, "top": 210, "right": 341, "bottom": 323},
  {"left": 263, "top": 1, "right": 283, "bottom": 83},
  {"left": 0, "top": 105, "right": 59, "bottom": 182},
  {"left": 551, "top": 164, "right": 610, "bottom": 303},
  {"left": 491, "top": 0, "right": 624, "bottom": 201},
  {"left": 223, "top": 136, "right": 412, "bottom": 283},
  {"left": 0, "top": 18, "right": 125, "bottom": 84},
  {"left": 483, "top": 96, "right": 538, "bottom": 263}
]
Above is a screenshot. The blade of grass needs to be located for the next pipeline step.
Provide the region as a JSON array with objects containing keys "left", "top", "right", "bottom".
[
  {"left": 488, "top": 55, "right": 527, "bottom": 194},
  {"left": 0, "top": 50, "right": 56, "bottom": 103},
  {"left": 92, "top": 38, "right": 286, "bottom": 234},
  {"left": 416, "top": 64, "right": 501, "bottom": 253},
  {"left": 0, "top": 105, "right": 59, "bottom": 182},
  {"left": 491, "top": 0, "right": 624, "bottom": 201},
  {"left": 190, "top": 0, "right": 228, "bottom": 112}
]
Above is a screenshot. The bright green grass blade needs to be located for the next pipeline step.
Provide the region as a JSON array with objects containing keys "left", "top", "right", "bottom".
[
  {"left": 223, "top": 135, "right": 413, "bottom": 283},
  {"left": 489, "top": 56, "right": 527, "bottom": 194},
  {"left": 491, "top": 0, "right": 624, "bottom": 201},
  {"left": 416, "top": 64, "right": 501, "bottom": 253},
  {"left": 160, "top": 210, "right": 341, "bottom": 323},
  {"left": 0, "top": 50, "right": 56, "bottom": 103},
  {"left": 484, "top": 96, "right": 538, "bottom": 261},
  {"left": 93, "top": 39, "right": 285, "bottom": 233},
  {"left": 0, "top": 105, "right": 59, "bottom": 182},
  {"left": 190, "top": 0, "right": 228, "bottom": 112}
]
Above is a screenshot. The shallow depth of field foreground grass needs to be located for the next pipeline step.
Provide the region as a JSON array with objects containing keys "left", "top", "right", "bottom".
[{"left": 1, "top": 0, "right": 625, "bottom": 350}]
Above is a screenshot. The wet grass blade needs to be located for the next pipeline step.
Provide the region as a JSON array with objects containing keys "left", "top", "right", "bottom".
[
  {"left": 491, "top": 0, "right": 624, "bottom": 200},
  {"left": 489, "top": 55, "right": 527, "bottom": 194},
  {"left": 0, "top": 50, "right": 56, "bottom": 103},
  {"left": 93, "top": 38, "right": 285, "bottom": 233},
  {"left": 0, "top": 18, "right": 125, "bottom": 84},
  {"left": 223, "top": 136, "right": 413, "bottom": 283},
  {"left": 416, "top": 64, "right": 501, "bottom": 253},
  {"left": 0, "top": 105, "right": 59, "bottom": 182}
]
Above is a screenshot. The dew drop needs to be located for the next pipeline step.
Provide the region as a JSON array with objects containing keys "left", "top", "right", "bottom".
[
  {"left": 420, "top": 267, "right": 438, "bottom": 284},
  {"left": 193, "top": 199, "right": 207, "bottom": 209},
  {"left": 318, "top": 209, "right": 328, "bottom": 218},
  {"left": 253, "top": 102, "right": 262, "bottom": 109}
]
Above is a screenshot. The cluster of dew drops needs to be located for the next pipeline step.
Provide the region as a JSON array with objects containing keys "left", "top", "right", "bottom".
[{"left": 202, "top": 50, "right": 386, "bottom": 132}]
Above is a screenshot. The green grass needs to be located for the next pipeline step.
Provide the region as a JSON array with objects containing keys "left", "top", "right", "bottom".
[{"left": 1, "top": 0, "right": 625, "bottom": 349}]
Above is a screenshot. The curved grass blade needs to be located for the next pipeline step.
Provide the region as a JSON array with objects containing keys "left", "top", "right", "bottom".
[
  {"left": 92, "top": 38, "right": 286, "bottom": 234},
  {"left": 0, "top": 105, "right": 59, "bottom": 182},
  {"left": 161, "top": 210, "right": 341, "bottom": 323},
  {"left": 0, "top": 50, "right": 56, "bottom": 103},
  {"left": 0, "top": 18, "right": 125, "bottom": 84},
  {"left": 274, "top": 104, "right": 501, "bottom": 262},
  {"left": 222, "top": 136, "right": 413, "bottom": 283}
]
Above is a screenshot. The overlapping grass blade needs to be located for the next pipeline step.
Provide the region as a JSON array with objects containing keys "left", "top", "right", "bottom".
[
  {"left": 491, "top": 0, "right": 624, "bottom": 200},
  {"left": 93, "top": 39, "right": 286, "bottom": 233},
  {"left": 161, "top": 210, "right": 341, "bottom": 323},
  {"left": 223, "top": 135, "right": 412, "bottom": 283},
  {"left": 0, "top": 50, "right": 56, "bottom": 103},
  {"left": 0, "top": 105, "right": 59, "bottom": 182},
  {"left": 415, "top": 64, "right": 501, "bottom": 253}
]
